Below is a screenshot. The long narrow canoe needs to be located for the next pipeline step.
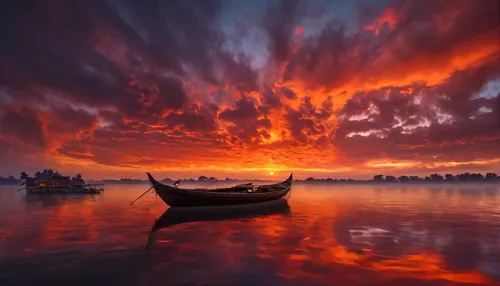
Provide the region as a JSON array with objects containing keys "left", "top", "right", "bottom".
[{"left": 146, "top": 172, "right": 293, "bottom": 207}]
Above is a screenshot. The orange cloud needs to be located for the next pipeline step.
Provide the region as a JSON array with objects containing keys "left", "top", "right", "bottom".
[{"left": 1, "top": 0, "right": 499, "bottom": 179}]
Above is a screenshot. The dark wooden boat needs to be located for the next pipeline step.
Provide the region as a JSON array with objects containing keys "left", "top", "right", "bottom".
[{"left": 146, "top": 172, "right": 293, "bottom": 207}]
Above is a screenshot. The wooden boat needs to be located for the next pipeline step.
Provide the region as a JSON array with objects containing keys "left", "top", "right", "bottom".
[{"left": 146, "top": 172, "right": 293, "bottom": 207}]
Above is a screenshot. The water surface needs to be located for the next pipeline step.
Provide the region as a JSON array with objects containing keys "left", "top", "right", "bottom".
[{"left": 0, "top": 183, "right": 499, "bottom": 285}]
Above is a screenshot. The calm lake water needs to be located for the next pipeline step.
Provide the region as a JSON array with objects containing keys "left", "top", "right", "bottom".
[{"left": 1, "top": 183, "right": 499, "bottom": 286}]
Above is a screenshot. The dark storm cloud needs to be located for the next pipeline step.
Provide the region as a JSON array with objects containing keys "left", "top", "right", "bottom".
[
  {"left": 219, "top": 97, "right": 262, "bottom": 124},
  {"left": 46, "top": 105, "right": 99, "bottom": 140},
  {"left": 298, "top": 96, "right": 333, "bottom": 120},
  {"left": 0, "top": 0, "right": 127, "bottom": 104},
  {"left": 217, "top": 52, "right": 259, "bottom": 92},
  {"left": 282, "top": 0, "right": 500, "bottom": 89},
  {"left": 261, "top": 86, "right": 282, "bottom": 108},
  {"left": 0, "top": 0, "right": 499, "bottom": 174},
  {"left": 0, "top": 105, "right": 47, "bottom": 148},
  {"left": 155, "top": 77, "right": 188, "bottom": 111},
  {"left": 219, "top": 97, "right": 271, "bottom": 143},
  {"left": 432, "top": 59, "right": 500, "bottom": 119},
  {"left": 280, "top": 87, "right": 298, "bottom": 99},
  {"left": 283, "top": 97, "right": 333, "bottom": 143},
  {"left": 334, "top": 61, "right": 500, "bottom": 163},
  {"left": 0, "top": 0, "right": 258, "bottom": 114},
  {"left": 0, "top": 0, "right": 269, "bottom": 168},
  {"left": 264, "top": 0, "right": 304, "bottom": 63},
  {"left": 164, "top": 104, "right": 218, "bottom": 133},
  {"left": 387, "top": 0, "right": 499, "bottom": 59}
]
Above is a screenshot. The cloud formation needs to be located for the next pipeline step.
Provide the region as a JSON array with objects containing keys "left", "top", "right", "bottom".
[{"left": 0, "top": 0, "right": 499, "bottom": 178}]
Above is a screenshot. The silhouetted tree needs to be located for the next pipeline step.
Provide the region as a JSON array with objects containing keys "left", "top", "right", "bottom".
[
  {"left": 385, "top": 175, "right": 397, "bottom": 182},
  {"left": 485, "top": 173, "right": 498, "bottom": 181},
  {"left": 198, "top": 176, "right": 208, "bottom": 181},
  {"left": 326, "top": 178, "right": 334, "bottom": 182},
  {"left": 410, "top": 176, "right": 421, "bottom": 182},
  {"left": 20, "top": 172, "right": 28, "bottom": 180},
  {"left": 70, "top": 174, "right": 85, "bottom": 186},
  {"left": 424, "top": 176, "right": 432, "bottom": 181},
  {"left": 35, "top": 171, "right": 41, "bottom": 178},
  {"left": 305, "top": 177, "right": 315, "bottom": 181},
  {"left": 398, "top": 176, "right": 410, "bottom": 182},
  {"left": 445, "top": 174, "right": 455, "bottom": 181},
  {"left": 373, "top": 175, "right": 384, "bottom": 181},
  {"left": 470, "top": 173, "right": 484, "bottom": 181},
  {"left": 47, "top": 169, "right": 54, "bottom": 177},
  {"left": 430, "top": 174, "right": 444, "bottom": 181},
  {"left": 456, "top": 173, "right": 470, "bottom": 181},
  {"left": 208, "top": 177, "right": 217, "bottom": 181}
]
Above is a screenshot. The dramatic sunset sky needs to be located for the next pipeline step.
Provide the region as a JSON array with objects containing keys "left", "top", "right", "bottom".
[{"left": 0, "top": 0, "right": 499, "bottom": 180}]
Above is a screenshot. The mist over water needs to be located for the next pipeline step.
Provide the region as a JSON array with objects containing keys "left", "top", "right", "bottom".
[{"left": 0, "top": 183, "right": 499, "bottom": 285}]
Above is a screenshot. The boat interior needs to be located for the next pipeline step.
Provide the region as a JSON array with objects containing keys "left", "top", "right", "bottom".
[{"left": 185, "top": 182, "right": 288, "bottom": 193}]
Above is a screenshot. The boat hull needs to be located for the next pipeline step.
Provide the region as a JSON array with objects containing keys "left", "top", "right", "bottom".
[{"left": 147, "top": 173, "right": 292, "bottom": 207}]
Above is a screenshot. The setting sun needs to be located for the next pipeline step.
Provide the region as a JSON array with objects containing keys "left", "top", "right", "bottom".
[{"left": 269, "top": 171, "right": 274, "bottom": 176}]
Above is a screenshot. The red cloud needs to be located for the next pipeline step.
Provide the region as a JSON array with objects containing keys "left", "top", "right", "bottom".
[{"left": 0, "top": 0, "right": 499, "bottom": 178}]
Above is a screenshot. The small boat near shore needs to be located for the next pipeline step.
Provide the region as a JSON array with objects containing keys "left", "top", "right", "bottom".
[{"left": 145, "top": 172, "right": 293, "bottom": 207}]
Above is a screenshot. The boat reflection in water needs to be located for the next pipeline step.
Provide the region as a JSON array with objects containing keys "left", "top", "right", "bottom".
[
  {"left": 147, "top": 199, "right": 291, "bottom": 248},
  {"left": 1, "top": 184, "right": 499, "bottom": 285}
]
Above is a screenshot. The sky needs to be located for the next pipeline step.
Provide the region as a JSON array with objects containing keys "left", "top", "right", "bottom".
[{"left": 0, "top": 0, "right": 499, "bottom": 180}]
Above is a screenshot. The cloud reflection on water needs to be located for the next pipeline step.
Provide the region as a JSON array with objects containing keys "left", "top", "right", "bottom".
[{"left": 0, "top": 183, "right": 499, "bottom": 285}]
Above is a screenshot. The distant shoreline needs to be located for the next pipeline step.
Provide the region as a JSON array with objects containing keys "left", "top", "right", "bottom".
[
  {"left": 3, "top": 180, "right": 498, "bottom": 186},
  {"left": 2, "top": 171, "right": 499, "bottom": 186},
  {"left": 93, "top": 180, "right": 500, "bottom": 185}
]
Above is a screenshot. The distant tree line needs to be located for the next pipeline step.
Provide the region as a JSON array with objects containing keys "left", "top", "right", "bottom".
[
  {"left": 2, "top": 171, "right": 499, "bottom": 185},
  {"left": 299, "top": 172, "right": 499, "bottom": 183},
  {"left": 304, "top": 177, "right": 356, "bottom": 182},
  {"left": 371, "top": 172, "right": 498, "bottom": 182}
]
